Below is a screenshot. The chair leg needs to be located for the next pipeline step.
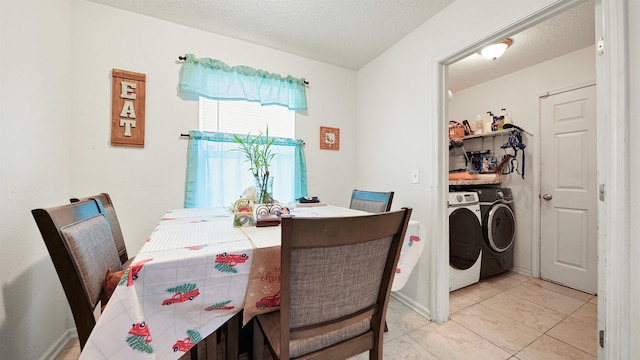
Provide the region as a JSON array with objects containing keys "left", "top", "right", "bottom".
[
  {"left": 193, "top": 330, "right": 218, "bottom": 360},
  {"left": 252, "top": 319, "right": 264, "bottom": 360},
  {"left": 226, "top": 313, "right": 240, "bottom": 360},
  {"left": 205, "top": 330, "right": 219, "bottom": 360},
  {"left": 191, "top": 343, "right": 201, "bottom": 360}
]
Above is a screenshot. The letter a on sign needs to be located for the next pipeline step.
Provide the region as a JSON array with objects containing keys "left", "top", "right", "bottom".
[{"left": 111, "top": 69, "right": 146, "bottom": 147}]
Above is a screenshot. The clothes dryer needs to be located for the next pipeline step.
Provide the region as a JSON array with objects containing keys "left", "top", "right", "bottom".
[
  {"left": 472, "top": 187, "right": 516, "bottom": 278},
  {"left": 448, "top": 191, "right": 483, "bottom": 292}
]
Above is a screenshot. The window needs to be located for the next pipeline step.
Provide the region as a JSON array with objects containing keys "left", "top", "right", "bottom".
[
  {"left": 199, "top": 97, "right": 294, "bottom": 137},
  {"left": 184, "top": 98, "right": 305, "bottom": 208}
]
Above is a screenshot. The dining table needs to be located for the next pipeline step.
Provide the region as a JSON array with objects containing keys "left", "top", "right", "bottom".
[{"left": 79, "top": 204, "right": 425, "bottom": 360}]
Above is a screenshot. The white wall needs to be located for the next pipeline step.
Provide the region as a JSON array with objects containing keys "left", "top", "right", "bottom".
[
  {"left": 448, "top": 45, "right": 595, "bottom": 275},
  {"left": 69, "top": 0, "right": 359, "bottom": 256},
  {"left": 627, "top": 0, "right": 639, "bottom": 355},
  {"left": 0, "top": 0, "right": 358, "bottom": 358},
  {"left": 0, "top": 0, "right": 74, "bottom": 358}
]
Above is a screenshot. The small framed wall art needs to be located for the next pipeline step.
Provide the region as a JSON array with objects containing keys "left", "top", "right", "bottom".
[{"left": 320, "top": 126, "right": 340, "bottom": 150}]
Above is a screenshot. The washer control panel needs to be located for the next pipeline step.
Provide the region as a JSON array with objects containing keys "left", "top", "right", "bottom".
[{"left": 448, "top": 191, "right": 479, "bottom": 206}]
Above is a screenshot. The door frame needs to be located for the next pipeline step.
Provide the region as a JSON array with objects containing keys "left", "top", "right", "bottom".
[{"left": 433, "top": 0, "right": 629, "bottom": 358}]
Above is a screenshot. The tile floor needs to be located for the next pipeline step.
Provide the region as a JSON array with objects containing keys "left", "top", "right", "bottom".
[{"left": 54, "top": 271, "right": 598, "bottom": 360}]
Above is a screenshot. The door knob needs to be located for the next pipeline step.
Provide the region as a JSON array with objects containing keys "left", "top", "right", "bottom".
[{"left": 542, "top": 193, "right": 553, "bottom": 200}]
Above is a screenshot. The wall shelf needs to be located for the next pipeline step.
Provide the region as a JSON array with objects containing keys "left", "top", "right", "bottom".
[{"left": 462, "top": 129, "right": 513, "bottom": 140}]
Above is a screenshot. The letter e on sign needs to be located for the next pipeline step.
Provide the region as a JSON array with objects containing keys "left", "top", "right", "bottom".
[{"left": 111, "top": 69, "right": 146, "bottom": 147}]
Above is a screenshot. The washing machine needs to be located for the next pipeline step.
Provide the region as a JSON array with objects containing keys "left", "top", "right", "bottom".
[
  {"left": 448, "top": 191, "right": 483, "bottom": 292},
  {"left": 473, "top": 187, "right": 516, "bottom": 278}
]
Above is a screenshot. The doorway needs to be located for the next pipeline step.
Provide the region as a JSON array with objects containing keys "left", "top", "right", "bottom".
[
  {"left": 434, "top": 1, "right": 629, "bottom": 358},
  {"left": 446, "top": 2, "right": 596, "bottom": 289}
]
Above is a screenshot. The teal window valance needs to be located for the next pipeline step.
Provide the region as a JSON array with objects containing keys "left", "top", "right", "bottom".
[{"left": 178, "top": 54, "right": 308, "bottom": 112}]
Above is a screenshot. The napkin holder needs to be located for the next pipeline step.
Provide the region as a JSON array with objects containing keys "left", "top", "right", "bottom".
[
  {"left": 233, "top": 199, "right": 256, "bottom": 227},
  {"left": 256, "top": 214, "right": 281, "bottom": 227}
]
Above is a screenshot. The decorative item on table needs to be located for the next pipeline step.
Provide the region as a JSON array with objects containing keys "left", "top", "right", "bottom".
[
  {"left": 256, "top": 213, "right": 281, "bottom": 227},
  {"left": 255, "top": 202, "right": 283, "bottom": 217},
  {"left": 233, "top": 198, "right": 255, "bottom": 227},
  {"left": 448, "top": 121, "right": 465, "bottom": 140},
  {"left": 233, "top": 127, "right": 275, "bottom": 204},
  {"left": 296, "top": 196, "right": 327, "bottom": 207}
]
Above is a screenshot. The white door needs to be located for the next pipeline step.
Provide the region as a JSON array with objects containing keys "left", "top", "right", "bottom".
[{"left": 540, "top": 85, "right": 597, "bottom": 294}]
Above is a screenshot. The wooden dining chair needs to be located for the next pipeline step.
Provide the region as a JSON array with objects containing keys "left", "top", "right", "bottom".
[
  {"left": 70, "top": 193, "right": 129, "bottom": 265},
  {"left": 65, "top": 195, "right": 225, "bottom": 359},
  {"left": 349, "top": 190, "right": 394, "bottom": 213},
  {"left": 253, "top": 208, "right": 412, "bottom": 360},
  {"left": 32, "top": 199, "right": 122, "bottom": 350}
]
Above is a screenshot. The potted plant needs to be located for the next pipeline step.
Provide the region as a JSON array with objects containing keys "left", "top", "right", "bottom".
[{"left": 233, "top": 128, "right": 275, "bottom": 204}]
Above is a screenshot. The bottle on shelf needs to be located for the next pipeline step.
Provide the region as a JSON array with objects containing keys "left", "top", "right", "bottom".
[
  {"left": 483, "top": 111, "right": 493, "bottom": 133},
  {"left": 500, "top": 108, "right": 512, "bottom": 128},
  {"left": 475, "top": 115, "right": 484, "bottom": 135}
]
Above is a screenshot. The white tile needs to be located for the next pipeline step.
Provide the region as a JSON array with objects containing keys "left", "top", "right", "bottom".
[
  {"left": 504, "top": 281, "right": 586, "bottom": 314},
  {"left": 385, "top": 297, "right": 432, "bottom": 341},
  {"left": 527, "top": 278, "right": 593, "bottom": 302},
  {"left": 483, "top": 271, "right": 531, "bottom": 291},
  {"left": 481, "top": 291, "right": 566, "bottom": 332},
  {"left": 408, "top": 320, "right": 511, "bottom": 360},
  {"left": 547, "top": 316, "right": 598, "bottom": 356},
  {"left": 451, "top": 304, "right": 542, "bottom": 355},
  {"left": 517, "top": 334, "right": 596, "bottom": 360}
]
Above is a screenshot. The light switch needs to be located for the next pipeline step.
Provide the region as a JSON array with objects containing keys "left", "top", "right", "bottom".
[{"left": 411, "top": 169, "right": 419, "bottom": 184}]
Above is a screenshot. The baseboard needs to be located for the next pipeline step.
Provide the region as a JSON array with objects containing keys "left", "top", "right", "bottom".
[
  {"left": 39, "top": 329, "right": 77, "bottom": 360},
  {"left": 509, "top": 266, "right": 532, "bottom": 277},
  {"left": 390, "top": 292, "right": 431, "bottom": 321}
]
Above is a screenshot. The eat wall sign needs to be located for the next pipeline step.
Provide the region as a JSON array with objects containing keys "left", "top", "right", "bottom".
[{"left": 111, "top": 69, "right": 146, "bottom": 148}]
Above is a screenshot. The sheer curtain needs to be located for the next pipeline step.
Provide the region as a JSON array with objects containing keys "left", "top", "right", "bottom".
[
  {"left": 178, "top": 54, "right": 308, "bottom": 112},
  {"left": 184, "top": 131, "right": 308, "bottom": 208}
]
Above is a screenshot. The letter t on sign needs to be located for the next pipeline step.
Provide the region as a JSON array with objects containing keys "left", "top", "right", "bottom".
[{"left": 111, "top": 69, "right": 146, "bottom": 148}]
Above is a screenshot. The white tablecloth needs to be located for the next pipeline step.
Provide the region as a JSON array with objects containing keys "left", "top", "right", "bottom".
[{"left": 79, "top": 205, "right": 425, "bottom": 359}]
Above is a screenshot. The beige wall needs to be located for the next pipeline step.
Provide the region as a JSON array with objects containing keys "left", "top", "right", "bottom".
[
  {"left": 0, "top": 0, "right": 73, "bottom": 358},
  {"left": 0, "top": 0, "right": 358, "bottom": 357},
  {"left": 68, "top": 0, "right": 359, "bottom": 257}
]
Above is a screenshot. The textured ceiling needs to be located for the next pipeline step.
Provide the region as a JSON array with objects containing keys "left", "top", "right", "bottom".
[
  {"left": 87, "top": 0, "right": 455, "bottom": 70},
  {"left": 87, "top": 0, "right": 594, "bottom": 91},
  {"left": 448, "top": 0, "right": 595, "bottom": 91}
]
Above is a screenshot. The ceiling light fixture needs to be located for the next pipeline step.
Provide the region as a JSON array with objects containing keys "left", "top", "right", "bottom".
[{"left": 480, "top": 39, "right": 513, "bottom": 60}]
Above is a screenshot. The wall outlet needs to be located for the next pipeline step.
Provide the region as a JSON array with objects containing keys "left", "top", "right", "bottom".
[{"left": 411, "top": 169, "right": 419, "bottom": 184}]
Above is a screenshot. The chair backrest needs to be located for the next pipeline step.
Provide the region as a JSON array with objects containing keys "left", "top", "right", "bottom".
[
  {"left": 349, "top": 189, "right": 394, "bottom": 213},
  {"left": 32, "top": 199, "right": 121, "bottom": 349},
  {"left": 278, "top": 208, "right": 412, "bottom": 359},
  {"left": 70, "top": 193, "right": 128, "bottom": 264}
]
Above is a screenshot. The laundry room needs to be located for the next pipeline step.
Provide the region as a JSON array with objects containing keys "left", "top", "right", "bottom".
[{"left": 445, "top": 0, "right": 597, "bottom": 293}]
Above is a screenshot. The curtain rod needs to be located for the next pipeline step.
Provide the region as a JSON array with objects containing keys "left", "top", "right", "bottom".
[
  {"left": 177, "top": 55, "right": 309, "bottom": 85},
  {"left": 180, "top": 133, "right": 305, "bottom": 145}
]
